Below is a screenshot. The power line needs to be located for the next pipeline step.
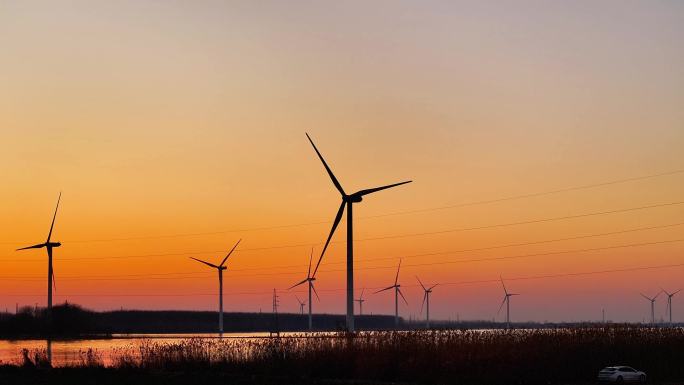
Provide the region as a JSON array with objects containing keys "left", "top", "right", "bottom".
[
  {"left": 3, "top": 237, "right": 681, "bottom": 281},
  {"left": 4, "top": 260, "right": 684, "bottom": 297},
  {"left": 2, "top": 168, "right": 681, "bottom": 245},
  {"left": 4, "top": 200, "right": 682, "bottom": 262}
]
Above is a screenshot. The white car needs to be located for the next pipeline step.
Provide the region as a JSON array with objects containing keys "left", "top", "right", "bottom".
[{"left": 598, "top": 366, "right": 646, "bottom": 383}]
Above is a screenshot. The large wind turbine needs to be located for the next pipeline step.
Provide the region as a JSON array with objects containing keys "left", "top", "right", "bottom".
[
  {"left": 640, "top": 292, "right": 661, "bottom": 325},
  {"left": 355, "top": 289, "right": 366, "bottom": 316},
  {"left": 306, "top": 133, "right": 412, "bottom": 332},
  {"left": 661, "top": 288, "right": 681, "bottom": 325},
  {"left": 16, "top": 193, "right": 62, "bottom": 317},
  {"left": 295, "top": 296, "right": 306, "bottom": 315},
  {"left": 498, "top": 277, "right": 519, "bottom": 329},
  {"left": 375, "top": 259, "right": 408, "bottom": 328},
  {"left": 289, "top": 248, "right": 319, "bottom": 331},
  {"left": 189, "top": 239, "right": 241, "bottom": 334},
  {"left": 417, "top": 276, "right": 437, "bottom": 329}
]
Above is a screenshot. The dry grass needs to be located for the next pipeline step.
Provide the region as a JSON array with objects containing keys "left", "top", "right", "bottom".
[{"left": 99, "top": 326, "right": 684, "bottom": 384}]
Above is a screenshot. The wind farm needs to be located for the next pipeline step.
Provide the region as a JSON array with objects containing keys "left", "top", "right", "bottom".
[{"left": 2, "top": 1, "right": 684, "bottom": 384}]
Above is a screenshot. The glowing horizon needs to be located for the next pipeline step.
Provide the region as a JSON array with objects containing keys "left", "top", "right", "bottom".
[{"left": 1, "top": 1, "right": 683, "bottom": 323}]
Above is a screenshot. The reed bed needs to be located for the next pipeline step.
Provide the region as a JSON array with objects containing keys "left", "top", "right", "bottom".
[{"left": 94, "top": 326, "right": 684, "bottom": 384}]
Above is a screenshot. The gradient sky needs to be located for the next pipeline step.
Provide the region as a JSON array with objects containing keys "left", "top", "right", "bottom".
[{"left": 1, "top": 1, "right": 683, "bottom": 323}]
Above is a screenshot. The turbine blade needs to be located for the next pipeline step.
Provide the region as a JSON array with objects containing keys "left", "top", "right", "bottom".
[
  {"left": 16, "top": 243, "right": 46, "bottom": 251},
  {"left": 420, "top": 292, "right": 426, "bottom": 314},
  {"left": 219, "top": 239, "right": 241, "bottom": 267},
  {"left": 312, "top": 200, "right": 346, "bottom": 277},
  {"left": 360, "top": 288, "right": 365, "bottom": 300},
  {"left": 189, "top": 257, "right": 219, "bottom": 269},
  {"left": 640, "top": 293, "right": 651, "bottom": 301},
  {"left": 398, "top": 288, "right": 408, "bottom": 305},
  {"left": 654, "top": 291, "right": 661, "bottom": 300},
  {"left": 311, "top": 282, "right": 320, "bottom": 301},
  {"left": 660, "top": 287, "right": 671, "bottom": 296},
  {"left": 497, "top": 296, "right": 507, "bottom": 315},
  {"left": 429, "top": 284, "right": 439, "bottom": 290},
  {"left": 673, "top": 289, "right": 682, "bottom": 296},
  {"left": 500, "top": 276, "right": 508, "bottom": 295},
  {"left": 354, "top": 181, "right": 412, "bottom": 197},
  {"left": 306, "top": 133, "right": 345, "bottom": 195},
  {"left": 416, "top": 276, "right": 427, "bottom": 291},
  {"left": 374, "top": 285, "right": 395, "bottom": 294},
  {"left": 307, "top": 247, "right": 313, "bottom": 278},
  {"left": 288, "top": 278, "right": 308, "bottom": 290},
  {"left": 395, "top": 259, "right": 402, "bottom": 286},
  {"left": 46, "top": 192, "right": 61, "bottom": 243}
]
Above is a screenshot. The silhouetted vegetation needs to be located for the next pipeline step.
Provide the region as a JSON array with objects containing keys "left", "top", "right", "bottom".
[
  {"left": 0, "top": 303, "right": 398, "bottom": 337},
  {"left": 4, "top": 326, "right": 682, "bottom": 384}
]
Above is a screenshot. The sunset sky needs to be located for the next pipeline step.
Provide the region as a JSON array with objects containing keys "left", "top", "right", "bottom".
[{"left": 1, "top": 1, "right": 683, "bottom": 323}]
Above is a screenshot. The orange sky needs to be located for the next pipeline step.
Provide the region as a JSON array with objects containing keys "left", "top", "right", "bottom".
[{"left": 1, "top": 1, "right": 683, "bottom": 322}]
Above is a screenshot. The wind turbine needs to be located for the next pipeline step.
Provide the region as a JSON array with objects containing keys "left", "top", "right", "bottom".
[
  {"left": 661, "top": 288, "right": 681, "bottom": 325},
  {"left": 640, "top": 292, "right": 660, "bottom": 325},
  {"left": 417, "top": 276, "right": 437, "bottom": 329},
  {"left": 306, "top": 133, "right": 412, "bottom": 332},
  {"left": 355, "top": 289, "right": 366, "bottom": 316},
  {"left": 497, "top": 276, "right": 519, "bottom": 329},
  {"left": 295, "top": 296, "right": 306, "bottom": 315},
  {"left": 288, "top": 248, "right": 319, "bottom": 331},
  {"left": 375, "top": 259, "right": 408, "bottom": 328},
  {"left": 189, "top": 239, "right": 241, "bottom": 334},
  {"left": 16, "top": 193, "right": 62, "bottom": 317}
]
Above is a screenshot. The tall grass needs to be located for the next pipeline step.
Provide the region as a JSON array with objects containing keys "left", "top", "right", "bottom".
[{"left": 99, "top": 326, "right": 684, "bottom": 384}]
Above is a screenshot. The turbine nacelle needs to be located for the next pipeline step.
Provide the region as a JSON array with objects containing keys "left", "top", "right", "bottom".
[{"left": 48, "top": 242, "right": 61, "bottom": 248}]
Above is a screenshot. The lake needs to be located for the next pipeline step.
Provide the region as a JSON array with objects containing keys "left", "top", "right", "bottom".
[{"left": 0, "top": 332, "right": 283, "bottom": 367}]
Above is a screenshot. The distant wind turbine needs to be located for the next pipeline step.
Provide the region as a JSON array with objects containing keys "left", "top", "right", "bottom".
[
  {"left": 640, "top": 292, "right": 660, "bottom": 325},
  {"left": 295, "top": 296, "right": 306, "bottom": 315},
  {"left": 189, "top": 239, "right": 241, "bottom": 334},
  {"left": 16, "top": 193, "right": 62, "bottom": 318},
  {"left": 417, "top": 276, "right": 437, "bottom": 329},
  {"left": 289, "top": 248, "right": 320, "bottom": 331},
  {"left": 498, "top": 276, "right": 519, "bottom": 329},
  {"left": 661, "top": 288, "right": 681, "bottom": 325},
  {"left": 306, "top": 133, "right": 412, "bottom": 332},
  {"left": 375, "top": 259, "right": 408, "bottom": 328},
  {"left": 355, "top": 289, "right": 366, "bottom": 316}
]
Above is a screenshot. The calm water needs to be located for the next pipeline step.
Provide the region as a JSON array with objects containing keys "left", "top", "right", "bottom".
[{"left": 0, "top": 332, "right": 283, "bottom": 367}]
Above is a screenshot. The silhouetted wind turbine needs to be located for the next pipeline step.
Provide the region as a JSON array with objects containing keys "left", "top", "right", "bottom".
[
  {"left": 16, "top": 193, "right": 62, "bottom": 318},
  {"left": 295, "top": 296, "right": 306, "bottom": 315},
  {"left": 640, "top": 292, "right": 660, "bottom": 325},
  {"left": 417, "top": 276, "right": 437, "bottom": 329},
  {"left": 306, "top": 133, "right": 412, "bottom": 332},
  {"left": 498, "top": 276, "right": 519, "bottom": 329},
  {"left": 661, "top": 288, "right": 681, "bottom": 325},
  {"left": 355, "top": 289, "right": 366, "bottom": 316},
  {"left": 289, "top": 248, "right": 319, "bottom": 331},
  {"left": 189, "top": 239, "right": 241, "bottom": 334},
  {"left": 375, "top": 259, "right": 407, "bottom": 328}
]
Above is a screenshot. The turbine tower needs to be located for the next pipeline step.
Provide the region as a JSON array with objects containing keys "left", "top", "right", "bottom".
[
  {"left": 661, "top": 288, "right": 681, "bottom": 325},
  {"left": 16, "top": 193, "right": 62, "bottom": 318},
  {"left": 640, "top": 292, "right": 660, "bottom": 325},
  {"left": 498, "top": 276, "right": 519, "bottom": 329},
  {"left": 306, "top": 133, "right": 411, "bottom": 332},
  {"left": 295, "top": 296, "right": 306, "bottom": 315},
  {"left": 189, "top": 239, "right": 241, "bottom": 334},
  {"left": 417, "top": 276, "right": 438, "bottom": 329},
  {"left": 375, "top": 259, "right": 407, "bottom": 328},
  {"left": 355, "top": 289, "right": 366, "bottom": 316},
  {"left": 289, "top": 248, "right": 320, "bottom": 331}
]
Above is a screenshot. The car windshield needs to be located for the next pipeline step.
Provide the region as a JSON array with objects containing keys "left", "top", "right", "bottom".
[{"left": 602, "top": 367, "right": 616, "bottom": 371}]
